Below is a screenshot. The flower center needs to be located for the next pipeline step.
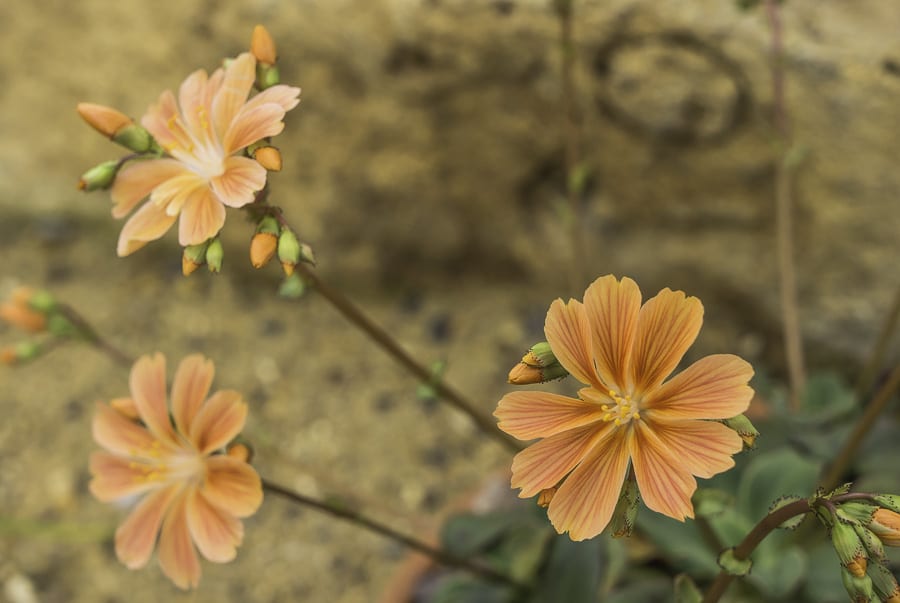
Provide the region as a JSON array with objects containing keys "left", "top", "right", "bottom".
[
  {"left": 600, "top": 389, "right": 641, "bottom": 426},
  {"left": 130, "top": 440, "right": 206, "bottom": 486},
  {"left": 163, "top": 110, "right": 225, "bottom": 180}
]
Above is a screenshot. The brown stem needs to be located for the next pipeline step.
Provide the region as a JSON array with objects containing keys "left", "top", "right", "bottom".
[
  {"left": 820, "top": 362, "right": 900, "bottom": 491},
  {"left": 855, "top": 283, "right": 900, "bottom": 401},
  {"left": 261, "top": 478, "right": 526, "bottom": 589},
  {"left": 701, "top": 498, "right": 811, "bottom": 603},
  {"left": 56, "top": 303, "right": 134, "bottom": 367},
  {"left": 291, "top": 262, "right": 522, "bottom": 452},
  {"left": 766, "top": 0, "right": 806, "bottom": 411}
]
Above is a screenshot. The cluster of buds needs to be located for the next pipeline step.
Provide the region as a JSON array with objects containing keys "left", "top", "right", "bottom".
[
  {"left": 181, "top": 238, "right": 225, "bottom": 276},
  {"left": 507, "top": 342, "right": 569, "bottom": 384},
  {"left": 822, "top": 494, "right": 900, "bottom": 602},
  {"left": 75, "top": 103, "right": 158, "bottom": 191},
  {"left": 249, "top": 215, "right": 315, "bottom": 275},
  {"left": 0, "top": 288, "right": 75, "bottom": 365}
]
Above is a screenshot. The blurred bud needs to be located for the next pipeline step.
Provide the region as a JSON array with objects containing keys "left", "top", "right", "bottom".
[
  {"left": 182, "top": 242, "right": 208, "bottom": 276},
  {"left": 611, "top": 477, "right": 640, "bottom": 538},
  {"left": 78, "top": 160, "right": 120, "bottom": 192},
  {"left": 253, "top": 145, "right": 282, "bottom": 171},
  {"left": 720, "top": 414, "right": 759, "bottom": 450},
  {"left": 206, "top": 238, "right": 224, "bottom": 273},
  {"left": 508, "top": 341, "right": 569, "bottom": 384},
  {"left": 251, "top": 25, "right": 277, "bottom": 65},
  {"left": 0, "top": 288, "right": 48, "bottom": 333},
  {"left": 841, "top": 567, "right": 875, "bottom": 603},
  {"left": 278, "top": 273, "right": 306, "bottom": 299},
  {"left": 537, "top": 487, "right": 556, "bottom": 508},
  {"left": 873, "top": 495, "right": 900, "bottom": 514},
  {"left": 832, "top": 519, "right": 868, "bottom": 577},
  {"left": 77, "top": 103, "right": 152, "bottom": 152},
  {"left": 298, "top": 241, "right": 316, "bottom": 266},
  {"left": 868, "top": 561, "right": 900, "bottom": 602},
  {"left": 278, "top": 228, "right": 301, "bottom": 276},
  {"left": 250, "top": 217, "right": 280, "bottom": 269},
  {"left": 1, "top": 341, "right": 43, "bottom": 366},
  {"left": 47, "top": 314, "right": 77, "bottom": 338},
  {"left": 110, "top": 397, "right": 140, "bottom": 420},
  {"left": 227, "top": 442, "right": 253, "bottom": 463},
  {"left": 256, "top": 63, "right": 281, "bottom": 90},
  {"left": 0, "top": 347, "right": 16, "bottom": 365},
  {"left": 870, "top": 508, "right": 900, "bottom": 547}
]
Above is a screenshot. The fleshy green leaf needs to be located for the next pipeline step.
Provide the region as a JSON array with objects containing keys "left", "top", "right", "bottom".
[
  {"left": 674, "top": 573, "right": 702, "bottom": 603},
  {"left": 747, "top": 544, "right": 807, "bottom": 598},
  {"left": 528, "top": 536, "right": 602, "bottom": 603}
]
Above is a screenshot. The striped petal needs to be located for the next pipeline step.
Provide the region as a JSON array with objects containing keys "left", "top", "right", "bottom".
[
  {"left": 630, "top": 288, "right": 703, "bottom": 394},
  {"left": 171, "top": 354, "right": 215, "bottom": 437},
  {"left": 186, "top": 488, "right": 244, "bottom": 563},
  {"left": 115, "top": 485, "right": 179, "bottom": 569},
  {"left": 202, "top": 456, "right": 263, "bottom": 518},
  {"left": 177, "top": 187, "right": 226, "bottom": 246},
  {"left": 110, "top": 159, "right": 187, "bottom": 219},
  {"left": 92, "top": 402, "right": 173, "bottom": 459},
  {"left": 630, "top": 422, "right": 696, "bottom": 521},
  {"left": 494, "top": 391, "right": 605, "bottom": 441},
  {"left": 583, "top": 275, "right": 642, "bottom": 391},
  {"left": 223, "top": 103, "right": 286, "bottom": 154},
  {"left": 645, "top": 419, "right": 743, "bottom": 478},
  {"left": 129, "top": 353, "right": 177, "bottom": 444},
  {"left": 212, "top": 53, "right": 256, "bottom": 137},
  {"left": 88, "top": 451, "right": 160, "bottom": 501},
  {"left": 116, "top": 199, "right": 177, "bottom": 256},
  {"left": 546, "top": 430, "right": 631, "bottom": 541},
  {"left": 642, "top": 354, "right": 754, "bottom": 421},
  {"left": 157, "top": 492, "right": 201, "bottom": 590},
  {"left": 188, "top": 390, "right": 246, "bottom": 454},
  {"left": 544, "top": 298, "right": 604, "bottom": 389},
  {"left": 209, "top": 156, "right": 266, "bottom": 208}
]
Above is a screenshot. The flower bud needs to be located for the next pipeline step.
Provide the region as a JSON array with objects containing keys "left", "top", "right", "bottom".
[
  {"left": 868, "top": 561, "right": 900, "bottom": 602},
  {"left": 47, "top": 314, "right": 77, "bottom": 338},
  {"left": 78, "top": 160, "right": 120, "bottom": 192},
  {"left": 720, "top": 414, "right": 759, "bottom": 450},
  {"left": 610, "top": 477, "right": 640, "bottom": 538},
  {"left": 278, "top": 273, "right": 306, "bottom": 298},
  {"left": 837, "top": 501, "right": 878, "bottom": 526},
  {"left": 870, "top": 508, "right": 900, "bottom": 547},
  {"left": 182, "top": 242, "right": 208, "bottom": 276},
  {"left": 206, "top": 238, "right": 224, "bottom": 273},
  {"left": 77, "top": 103, "right": 132, "bottom": 138},
  {"left": 0, "top": 288, "right": 47, "bottom": 333},
  {"left": 840, "top": 567, "right": 875, "bottom": 603},
  {"left": 852, "top": 523, "right": 885, "bottom": 562},
  {"left": 508, "top": 341, "right": 569, "bottom": 384},
  {"left": 832, "top": 519, "right": 868, "bottom": 577},
  {"left": 873, "top": 495, "right": 900, "bottom": 514},
  {"left": 251, "top": 25, "right": 277, "bottom": 65},
  {"left": 253, "top": 145, "right": 282, "bottom": 171},
  {"left": 250, "top": 219, "right": 280, "bottom": 269},
  {"left": 1, "top": 341, "right": 43, "bottom": 366},
  {"left": 277, "top": 228, "right": 301, "bottom": 276},
  {"left": 227, "top": 442, "right": 253, "bottom": 463},
  {"left": 537, "top": 487, "right": 556, "bottom": 508}
]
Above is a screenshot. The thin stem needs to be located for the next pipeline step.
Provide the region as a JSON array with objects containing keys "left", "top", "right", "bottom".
[
  {"left": 56, "top": 303, "right": 134, "bottom": 367},
  {"left": 820, "top": 362, "right": 900, "bottom": 491},
  {"left": 555, "top": 0, "right": 588, "bottom": 292},
  {"left": 261, "top": 478, "right": 526, "bottom": 589},
  {"left": 291, "top": 262, "right": 522, "bottom": 452},
  {"left": 766, "top": 0, "right": 806, "bottom": 411},
  {"left": 701, "top": 498, "right": 811, "bottom": 603},
  {"left": 855, "top": 283, "right": 900, "bottom": 401}
]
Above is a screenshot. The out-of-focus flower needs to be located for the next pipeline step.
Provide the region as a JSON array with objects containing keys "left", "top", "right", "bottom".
[
  {"left": 0, "top": 288, "right": 48, "bottom": 333},
  {"left": 89, "top": 353, "right": 262, "bottom": 588},
  {"left": 109, "top": 52, "right": 300, "bottom": 256},
  {"left": 494, "top": 275, "right": 754, "bottom": 540},
  {"left": 870, "top": 508, "right": 900, "bottom": 547}
]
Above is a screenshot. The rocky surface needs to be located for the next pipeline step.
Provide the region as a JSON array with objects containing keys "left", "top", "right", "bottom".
[{"left": 1, "top": 0, "right": 899, "bottom": 601}]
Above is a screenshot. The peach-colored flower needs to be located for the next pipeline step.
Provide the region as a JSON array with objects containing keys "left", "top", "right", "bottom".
[
  {"left": 494, "top": 275, "right": 754, "bottom": 541},
  {"left": 89, "top": 353, "right": 263, "bottom": 589},
  {"left": 110, "top": 52, "right": 300, "bottom": 256}
]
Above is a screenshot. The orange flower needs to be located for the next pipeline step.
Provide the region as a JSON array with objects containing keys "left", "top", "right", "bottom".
[
  {"left": 494, "top": 275, "right": 754, "bottom": 540},
  {"left": 89, "top": 353, "right": 263, "bottom": 588},
  {"left": 110, "top": 52, "right": 300, "bottom": 256}
]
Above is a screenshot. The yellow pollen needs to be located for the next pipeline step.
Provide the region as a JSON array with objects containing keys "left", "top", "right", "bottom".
[
  {"left": 198, "top": 107, "right": 209, "bottom": 131},
  {"left": 600, "top": 388, "right": 642, "bottom": 426}
]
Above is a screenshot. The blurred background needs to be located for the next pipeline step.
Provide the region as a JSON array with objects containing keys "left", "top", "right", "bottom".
[{"left": 1, "top": 0, "right": 899, "bottom": 601}]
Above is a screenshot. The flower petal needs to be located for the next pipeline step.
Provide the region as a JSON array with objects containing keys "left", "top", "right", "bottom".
[
  {"left": 171, "top": 354, "right": 215, "bottom": 437},
  {"left": 583, "top": 275, "right": 642, "bottom": 391},
  {"left": 646, "top": 419, "right": 743, "bottom": 478},
  {"left": 202, "top": 456, "right": 263, "bottom": 518},
  {"left": 110, "top": 159, "right": 187, "bottom": 219},
  {"left": 223, "top": 103, "right": 286, "bottom": 153},
  {"left": 242, "top": 84, "right": 301, "bottom": 114},
  {"left": 510, "top": 423, "right": 611, "bottom": 498},
  {"left": 88, "top": 451, "right": 159, "bottom": 501},
  {"left": 630, "top": 422, "right": 696, "bottom": 521},
  {"left": 630, "top": 288, "right": 704, "bottom": 394},
  {"left": 494, "top": 391, "right": 605, "bottom": 441},
  {"left": 149, "top": 171, "right": 207, "bottom": 217},
  {"left": 141, "top": 89, "right": 184, "bottom": 151},
  {"left": 116, "top": 199, "right": 178, "bottom": 257},
  {"left": 209, "top": 156, "right": 266, "bottom": 208},
  {"left": 129, "top": 353, "right": 177, "bottom": 444},
  {"left": 92, "top": 402, "right": 173, "bottom": 459},
  {"left": 114, "top": 485, "right": 179, "bottom": 569},
  {"left": 212, "top": 53, "right": 256, "bottom": 138},
  {"left": 642, "top": 354, "right": 754, "bottom": 421},
  {"left": 544, "top": 298, "right": 603, "bottom": 389},
  {"left": 177, "top": 187, "right": 226, "bottom": 246},
  {"left": 189, "top": 390, "right": 246, "bottom": 454},
  {"left": 157, "top": 492, "right": 201, "bottom": 590},
  {"left": 186, "top": 488, "right": 244, "bottom": 563},
  {"left": 546, "top": 430, "right": 631, "bottom": 541},
  {"left": 178, "top": 69, "right": 213, "bottom": 144}
]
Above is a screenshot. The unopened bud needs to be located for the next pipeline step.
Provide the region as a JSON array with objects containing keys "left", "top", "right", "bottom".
[
  {"left": 868, "top": 561, "right": 900, "bottom": 602},
  {"left": 873, "top": 495, "right": 900, "bottom": 515},
  {"left": 278, "top": 228, "right": 301, "bottom": 275},
  {"left": 611, "top": 477, "right": 640, "bottom": 538},
  {"left": 182, "top": 242, "right": 208, "bottom": 276},
  {"left": 250, "top": 233, "right": 278, "bottom": 269},
  {"left": 253, "top": 145, "right": 282, "bottom": 171},
  {"left": 832, "top": 519, "right": 868, "bottom": 576},
  {"left": 5, "top": 341, "right": 42, "bottom": 365},
  {"left": 841, "top": 567, "right": 875, "bottom": 603},
  {"left": 836, "top": 501, "right": 878, "bottom": 526},
  {"left": 278, "top": 273, "right": 306, "bottom": 299},
  {"left": 0, "top": 347, "right": 16, "bottom": 365},
  {"left": 77, "top": 103, "right": 132, "bottom": 138},
  {"left": 110, "top": 397, "right": 140, "bottom": 420},
  {"left": 870, "top": 508, "right": 900, "bottom": 547},
  {"left": 206, "top": 238, "right": 224, "bottom": 273},
  {"left": 227, "top": 442, "right": 253, "bottom": 463},
  {"left": 537, "top": 487, "right": 556, "bottom": 508},
  {"left": 720, "top": 414, "right": 759, "bottom": 450},
  {"left": 47, "top": 314, "right": 77, "bottom": 338},
  {"left": 251, "top": 25, "right": 277, "bottom": 65},
  {"left": 78, "top": 160, "right": 120, "bottom": 192},
  {"left": 508, "top": 342, "right": 569, "bottom": 384},
  {"left": 0, "top": 288, "right": 48, "bottom": 333},
  {"left": 299, "top": 241, "right": 316, "bottom": 266}
]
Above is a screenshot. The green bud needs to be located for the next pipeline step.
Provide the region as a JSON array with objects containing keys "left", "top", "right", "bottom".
[
  {"left": 256, "top": 215, "right": 280, "bottom": 236},
  {"left": 27, "top": 290, "right": 57, "bottom": 313},
  {"left": 14, "top": 340, "right": 42, "bottom": 362},
  {"left": 112, "top": 124, "right": 153, "bottom": 153},
  {"left": 867, "top": 561, "right": 900, "bottom": 602},
  {"left": 873, "top": 495, "right": 900, "bottom": 514},
  {"left": 852, "top": 523, "right": 885, "bottom": 562},
  {"left": 256, "top": 63, "right": 280, "bottom": 90},
  {"left": 832, "top": 519, "right": 867, "bottom": 576},
  {"left": 841, "top": 566, "right": 875, "bottom": 603},
  {"left": 508, "top": 341, "right": 569, "bottom": 384},
  {"left": 610, "top": 477, "right": 640, "bottom": 538},
  {"left": 46, "top": 314, "right": 76, "bottom": 338},
  {"left": 278, "top": 273, "right": 306, "bottom": 299},
  {"left": 299, "top": 241, "right": 316, "bottom": 266},
  {"left": 837, "top": 502, "right": 878, "bottom": 527},
  {"left": 720, "top": 414, "right": 759, "bottom": 450},
  {"left": 206, "top": 238, "right": 224, "bottom": 273},
  {"left": 78, "top": 160, "right": 120, "bottom": 192},
  {"left": 277, "top": 228, "right": 301, "bottom": 275}
]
